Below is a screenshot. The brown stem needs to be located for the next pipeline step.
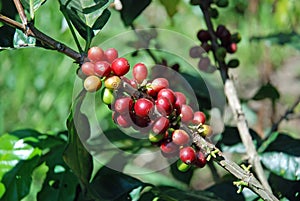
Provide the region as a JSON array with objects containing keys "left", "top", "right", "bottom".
[
  {"left": 0, "top": 14, "right": 24, "bottom": 30},
  {"left": 13, "top": 0, "right": 27, "bottom": 26}
]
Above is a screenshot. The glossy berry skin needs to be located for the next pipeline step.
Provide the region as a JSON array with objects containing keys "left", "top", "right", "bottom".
[
  {"left": 177, "top": 159, "right": 191, "bottom": 172},
  {"left": 102, "top": 88, "right": 114, "bottom": 105},
  {"left": 88, "top": 47, "right": 105, "bottom": 62},
  {"left": 174, "top": 92, "right": 186, "bottom": 108},
  {"left": 179, "top": 146, "right": 196, "bottom": 164},
  {"left": 157, "top": 89, "right": 176, "bottom": 106},
  {"left": 172, "top": 129, "right": 190, "bottom": 146},
  {"left": 133, "top": 63, "right": 148, "bottom": 84},
  {"left": 81, "top": 62, "right": 95, "bottom": 76},
  {"left": 150, "top": 78, "right": 169, "bottom": 94},
  {"left": 116, "top": 114, "right": 131, "bottom": 128},
  {"left": 155, "top": 97, "right": 173, "bottom": 116},
  {"left": 84, "top": 75, "right": 102, "bottom": 92},
  {"left": 152, "top": 116, "right": 169, "bottom": 134},
  {"left": 227, "top": 42, "right": 237, "bottom": 53},
  {"left": 104, "top": 48, "right": 118, "bottom": 63},
  {"left": 148, "top": 132, "right": 164, "bottom": 143},
  {"left": 160, "top": 141, "right": 179, "bottom": 154},
  {"left": 194, "top": 151, "right": 207, "bottom": 168},
  {"left": 192, "top": 111, "right": 206, "bottom": 125},
  {"left": 180, "top": 105, "right": 194, "bottom": 123},
  {"left": 94, "top": 61, "right": 111, "bottom": 77},
  {"left": 114, "top": 97, "right": 133, "bottom": 114},
  {"left": 104, "top": 76, "right": 121, "bottom": 90},
  {"left": 134, "top": 98, "right": 154, "bottom": 118},
  {"left": 111, "top": 57, "right": 130, "bottom": 76}
]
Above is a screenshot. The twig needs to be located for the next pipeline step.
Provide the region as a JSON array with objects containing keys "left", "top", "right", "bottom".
[
  {"left": 13, "top": 0, "right": 27, "bottom": 26},
  {"left": 198, "top": 2, "right": 273, "bottom": 193},
  {"left": 269, "top": 96, "right": 300, "bottom": 134}
]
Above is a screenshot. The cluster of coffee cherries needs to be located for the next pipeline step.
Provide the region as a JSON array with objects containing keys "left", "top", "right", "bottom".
[
  {"left": 190, "top": 24, "right": 241, "bottom": 72},
  {"left": 80, "top": 47, "right": 213, "bottom": 172}
]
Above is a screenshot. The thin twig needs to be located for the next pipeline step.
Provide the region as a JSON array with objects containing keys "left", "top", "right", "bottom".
[
  {"left": 198, "top": 2, "right": 273, "bottom": 193},
  {"left": 0, "top": 14, "right": 24, "bottom": 30},
  {"left": 13, "top": 0, "right": 27, "bottom": 26}
]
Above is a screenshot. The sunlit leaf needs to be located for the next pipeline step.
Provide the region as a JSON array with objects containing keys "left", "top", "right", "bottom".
[
  {"left": 13, "top": 29, "right": 36, "bottom": 48},
  {"left": 159, "top": 0, "right": 180, "bottom": 18}
]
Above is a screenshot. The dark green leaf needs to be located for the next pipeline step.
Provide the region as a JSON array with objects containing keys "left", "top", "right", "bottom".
[
  {"left": 89, "top": 166, "right": 146, "bottom": 201},
  {"left": 216, "top": 126, "right": 261, "bottom": 153},
  {"left": 159, "top": 0, "right": 180, "bottom": 18},
  {"left": 206, "top": 181, "right": 245, "bottom": 201},
  {"left": 20, "top": 0, "right": 47, "bottom": 18},
  {"left": 268, "top": 173, "right": 300, "bottom": 200},
  {"left": 119, "top": 0, "right": 152, "bottom": 26},
  {"left": 82, "top": 0, "right": 108, "bottom": 14},
  {"left": 252, "top": 82, "right": 280, "bottom": 101},
  {"left": 92, "top": 8, "right": 111, "bottom": 30},
  {"left": 63, "top": 91, "right": 93, "bottom": 186},
  {"left": 0, "top": 156, "right": 40, "bottom": 201},
  {"left": 260, "top": 134, "right": 300, "bottom": 180}
]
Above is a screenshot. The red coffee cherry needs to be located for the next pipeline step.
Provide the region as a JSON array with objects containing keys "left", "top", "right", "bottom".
[
  {"left": 88, "top": 46, "right": 105, "bottom": 62},
  {"left": 174, "top": 92, "right": 187, "bottom": 108},
  {"left": 179, "top": 146, "right": 196, "bottom": 164},
  {"left": 160, "top": 141, "right": 179, "bottom": 154},
  {"left": 116, "top": 114, "right": 131, "bottom": 128},
  {"left": 180, "top": 104, "right": 194, "bottom": 123},
  {"left": 152, "top": 116, "right": 170, "bottom": 134},
  {"left": 111, "top": 57, "right": 130, "bottom": 76},
  {"left": 194, "top": 151, "right": 207, "bottom": 168},
  {"left": 114, "top": 97, "right": 133, "bottom": 114},
  {"left": 134, "top": 98, "right": 154, "bottom": 118},
  {"left": 104, "top": 75, "right": 121, "bottom": 90},
  {"left": 94, "top": 61, "right": 111, "bottom": 77},
  {"left": 84, "top": 75, "right": 102, "bottom": 92},
  {"left": 150, "top": 78, "right": 169, "bottom": 94},
  {"left": 104, "top": 48, "right": 118, "bottom": 63},
  {"left": 133, "top": 63, "right": 148, "bottom": 84},
  {"left": 226, "top": 42, "right": 237, "bottom": 53},
  {"left": 155, "top": 97, "right": 173, "bottom": 116},
  {"left": 172, "top": 129, "right": 190, "bottom": 146},
  {"left": 197, "top": 30, "right": 211, "bottom": 42},
  {"left": 192, "top": 111, "right": 206, "bottom": 125},
  {"left": 81, "top": 62, "right": 95, "bottom": 76},
  {"left": 157, "top": 89, "right": 176, "bottom": 106}
]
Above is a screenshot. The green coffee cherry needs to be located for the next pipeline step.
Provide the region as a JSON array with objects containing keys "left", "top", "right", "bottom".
[
  {"left": 227, "top": 59, "right": 240, "bottom": 68},
  {"left": 215, "top": 47, "right": 227, "bottom": 61},
  {"left": 216, "top": 0, "right": 229, "bottom": 8},
  {"left": 177, "top": 159, "right": 191, "bottom": 172},
  {"left": 209, "top": 8, "right": 219, "bottom": 18},
  {"left": 231, "top": 33, "right": 242, "bottom": 43},
  {"left": 102, "top": 87, "right": 115, "bottom": 105},
  {"left": 148, "top": 132, "right": 164, "bottom": 143}
]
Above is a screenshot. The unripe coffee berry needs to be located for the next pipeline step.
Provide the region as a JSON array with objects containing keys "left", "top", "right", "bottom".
[
  {"left": 88, "top": 47, "right": 105, "bottom": 62},
  {"left": 84, "top": 75, "right": 102, "bottom": 92},
  {"left": 101, "top": 88, "right": 115, "bottom": 105},
  {"left": 201, "top": 124, "right": 213, "bottom": 137},
  {"left": 104, "top": 48, "right": 118, "bottom": 63},
  {"left": 104, "top": 75, "right": 121, "bottom": 90},
  {"left": 177, "top": 159, "right": 191, "bottom": 172}
]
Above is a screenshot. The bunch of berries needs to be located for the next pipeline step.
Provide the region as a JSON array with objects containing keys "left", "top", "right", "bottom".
[{"left": 81, "top": 47, "right": 213, "bottom": 172}]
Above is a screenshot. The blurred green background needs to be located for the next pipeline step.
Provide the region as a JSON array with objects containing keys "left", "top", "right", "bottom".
[{"left": 0, "top": 0, "right": 300, "bottom": 135}]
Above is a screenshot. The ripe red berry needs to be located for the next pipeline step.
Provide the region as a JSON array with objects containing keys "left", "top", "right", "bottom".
[
  {"left": 81, "top": 62, "right": 95, "bottom": 76},
  {"left": 192, "top": 111, "right": 206, "bottom": 125},
  {"left": 134, "top": 98, "right": 154, "bottom": 118},
  {"left": 104, "top": 48, "right": 118, "bottom": 63},
  {"left": 150, "top": 78, "right": 169, "bottom": 94},
  {"left": 84, "top": 75, "right": 102, "bottom": 92},
  {"left": 114, "top": 97, "right": 133, "bottom": 114},
  {"left": 160, "top": 141, "right": 179, "bottom": 154},
  {"left": 172, "top": 129, "right": 190, "bottom": 146},
  {"left": 179, "top": 146, "right": 196, "bottom": 164},
  {"left": 157, "top": 89, "right": 176, "bottom": 106},
  {"left": 133, "top": 63, "right": 148, "bottom": 84},
  {"left": 174, "top": 92, "right": 186, "bottom": 108},
  {"left": 180, "top": 104, "right": 194, "bottom": 123},
  {"left": 194, "top": 151, "right": 207, "bottom": 168},
  {"left": 227, "top": 42, "right": 237, "bottom": 53},
  {"left": 152, "top": 116, "right": 169, "bottom": 134},
  {"left": 88, "top": 47, "right": 105, "bottom": 62},
  {"left": 111, "top": 57, "right": 130, "bottom": 76},
  {"left": 94, "top": 61, "right": 111, "bottom": 77},
  {"left": 197, "top": 30, "right": 211, "bottom": 42},
  {"left": 116, "top": 114, "right": 131, "bottom": 128},
  {"left": 155, "top": 97, "right": 173, "bottom": 116}
]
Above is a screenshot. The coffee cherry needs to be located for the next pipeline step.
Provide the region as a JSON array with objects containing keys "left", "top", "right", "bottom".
[
  {"left": 104, "top": 48, "right": 118, "bottom": 63},
  {"left": 194, "top": 151, "right": 207, "bottom": 168},
  {"left": 133, "top": 63, "right": 148, "bottom": 84},
  {"left": 172, "top": 129, "right": 190, "bottom": 146},
  {"left": 104, "top": 75, "right": 121, "bottom": 90},
  {"left": 132, "top": 115, "right": 151, "bottom": 128},
  {"left": 116, "top": 114, "right": 131, "bottom": 128},
  {"left": 216, "top": 25, "right": 231, "bottom": 44},
  {"left": 192, "top": 111, "right": 206, "bottom": 125},
  {"left": 216, "top": 0, "right": 229, "bottom": 8},
  {"left": 102, "top": 87, "right": 115, "bottom": 105},
  {"left": 177, "top": 159, "right": 191, "bottom": 172},
  {"left": 111, "top": 57, "right": 130, "bottom": 76},
  {"left": 84, "top": 75, "right": 102, "bottom": 92},
  {"left": 227, "top": 59, "right": 240, "bottom": 68},
  {"left": 201, "top": 124, "right": 213, "bottom": 137},
  {"left": 157, "top": 89, "right": 176, "bottom": 106},
  {"left": 198, "top": 57, "right": 211, "bottom": 72},
  {"left": 179, "top": 146, "right": 196, "bottom": 164},
  {"left": 180, "top": 104, "right": 194, "bottom": 123},
  {"left": 88, "top": 46, "right": 105, "bottom": 62},
  {"left": 197, "top": 30, "right": 211, "bottom": 42},
  {"left": 150, "top": 78, "right": 169, "bottom": 94},
  {"left": 81, "top": 62, "right": 95, "bottom": 76},
  {"left": 160, "top": 141, "right": 179, "bottom": 154},
  {"left": 152, "top": 116, "right": 169, "bottom": 134},
  {"left": 114, "top": 97, "right": 133, "bottom": 114},
  {"left": 201, "top": 42, "right": 212, "bottom": 52},
  {"left": 230, "top": 33, "right": 242, "bottom": 43},
  {"left": 149, "top": 132, "right": 165, "bottom": 143},
  {"left": 94, "top": 61, "right": 111, "bottom": 77},
  {"left": 215, "top": 47, "right": 227, "bottom": 61},
  {"left": 155, "top": 97, "right": 173, "bottom": 116},
  {"left": 134, "top": 98, "right": 154, "bottom": 118},
  {"left": 189, "top": 46, "right": 203, "bottom": 58},
  {"left": 174, "top": 92, "right": 186, "bottom": 108},
  {"left": 226, "top": 42, "right": 237, "bottom": 53},
  {"left": 209, "top": 7, "right": 219, "bottom": 18}
]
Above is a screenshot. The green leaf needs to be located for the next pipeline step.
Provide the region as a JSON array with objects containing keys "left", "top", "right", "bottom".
[
  {"left": 252, "top": 82, "right": 280, "bottom": 101},
  {"left": 63, "top": 91, "right": 93, "bottom": 185},
  {"left": 159, "top": 0, "right": 180, "bottom": 18},
  {"left": 92, "top": 8, "right": 111, "bottom": 30},
  {"left": 0, "top": 156, "right": 40, "bottom": 201},
  {"left": 13, "top": 29, "right": 36, "bottom": 48},
  {"left": 20, "top": 0, "right": 47, "bottom": 19},
  {"left": 89, "top": 166, "right": 146, "bottom": 201},
  {"left": 260, "top": 134, "right": 300, "bottom": 181},
  {"left": 119, "top": 0, "right": 152, "bottom": 26}
]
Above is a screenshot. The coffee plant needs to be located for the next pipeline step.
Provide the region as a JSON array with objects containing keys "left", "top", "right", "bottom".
[{"left": 1, "top": 0, "right": 300, "bottom": 201}]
